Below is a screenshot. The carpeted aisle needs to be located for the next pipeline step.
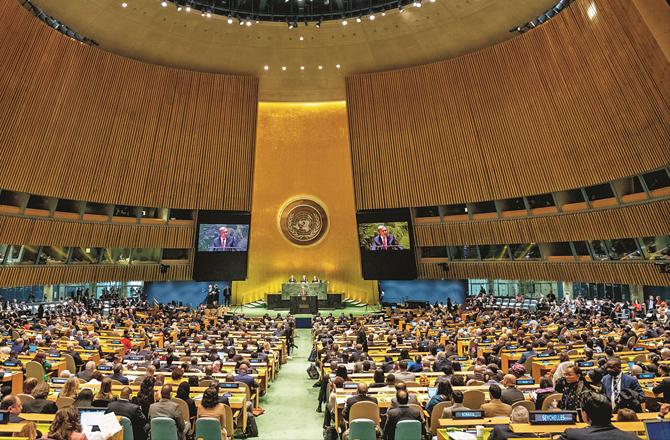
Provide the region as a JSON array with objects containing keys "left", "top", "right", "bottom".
[{"left": 255, "top": 328, "right": 323, "bottom": 440}]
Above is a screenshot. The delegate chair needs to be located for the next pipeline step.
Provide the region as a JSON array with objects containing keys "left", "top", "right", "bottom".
[
  {"left": 25, "top": 361, "right": 45, "bottom": 384},
  {"left": 429, "top": 401, "right": 451, "bottom": 436},
  {"left": 56, "top": 396, "right": 75, "bottom": 409},
  {"left": 222, "top": 403, "right": 234, "bottom": 440},
  {"left": 512, "top": 400, "right": 535, "bottom": 413},
  {"left": 349, "top": 401, "right": 381, "bottom": 427},
  {"left": 541, "top": 393, "right": 562, "bottom": 411},
  {"left": 195, "top": 417, "right": 223, "bottom": 440},
  {"left": 17, "top": 394, "right": 34, "bottom": 405},
  {"left": 150, "top": 417, "right": 179, "bottom": 440},
  {"left": 349, "top": 419, "right": 376, "bottom": 440},
  {"left": 119, "top": 416, "right": 134, "bottom": 440},
  {"left": 462, "top": 390, "right": 486, "bottom": 410},
  {"left": 395, "top": 420, "right": 422, "bottom": 440}
]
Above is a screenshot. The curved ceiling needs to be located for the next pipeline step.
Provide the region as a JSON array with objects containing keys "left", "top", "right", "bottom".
[{"left": 31, "top": 0, "right": 557, "bottom": 101}]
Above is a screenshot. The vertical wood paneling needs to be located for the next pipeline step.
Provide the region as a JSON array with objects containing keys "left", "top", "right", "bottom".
[
  {"left": 346, "top": 0, "right": 670, "bottom": 209},
  {"left": 0, "top": 1, "right": 257, "bottom": 210}
]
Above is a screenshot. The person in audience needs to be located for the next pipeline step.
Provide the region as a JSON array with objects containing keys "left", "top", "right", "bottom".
[
  {"left": 22, "top": 377, "right": 38, "bottom": 396},
  {"left": 489, "top": 406, "right": 537, "bottom": 440},
  {"left": 176, "top": 382, "right": 197, "bottom": 421},
  {"left": 518, "top": 343, "right": 537, "bottom": 365},
  {"left": 76, "top": 361, "right": 96, "bottom": 382},
  {"left": 60, "top": 377, "right": 80, "bottom": 399},
  {"left": 532, "top": 377, "right": 555, "bottom": 410},
  {"left": 65, "top": 343, "right": 84, "bottom": 371},
  {"left": 108, "top": 364, "right": 129, "bottom": 385},
  {"left": 73, "top": 389, "right": 94, "bottom": 408},
  {"left": 501, "top": 374, "right": 525, "bottom": 405},
  {"left": 47, "top": 406, "right": 89, "bottom": 440},
  {"left": 23, "top": 382, "right": 58, "bottom": 414},
  {"left": 390, "top": 382, "right": 419, "bottom": 408},
  {"left": 149, "top": 384, "right": 186, "bottom": 440},
  {"left": 601, "top": 358, "right": 643, "bottom": 411},
  {"left": 342, "top": 382, "right": 378, "bottom": 422},
  {"left": 133, "top": 376, "right": 156, "bottom": 418},
  {"left": 425, "top": 379, "right": 453, "bottom": 413},
  {"left": 369, "top": 368, "right": 386, "bottom": 388},
  {"left": 0, "top": 394, "right": 24, "bottom": 422},
  {"left": 383, "top": 390, "right": 424, "bottom": 440},
  {"left": 234, "top": 363, "right": 258, "bottom": 391},
  {"left": 441, "top": 390, "right": 470, "bottom": 418},
  {"left": 555, "top": 365, "right": 591, "bottom": 410},
  {"left": 481, "top": 384, "right": 513, "bottom": 417},
  {"left": 85, "top": 371, "right": 104, "bottom": 386},
  {"left": 197, "top": 386, "right": 228, "bottom": 439},
  {"left": 92, "top": 378, "right": 115, "bottom": 407},
  {"left": 394, "top": 359, "right": 416, "bottom": 383},
  {"left": 558, "top": 392, "right": 640, "bottom": 440},
  {"left": 615, "top": 408, "right": 639, "bottom": 422},
  {"left": 106, "top": 387, "right": 148, "bottom": 440}
]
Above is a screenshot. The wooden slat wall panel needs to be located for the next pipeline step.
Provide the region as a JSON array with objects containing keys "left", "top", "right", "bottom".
[
  {"left": 0, "top": 264, "right": 192, "bottom": 288},
  {"left": 346, "top": 0, "right": 670, "bottom": 209},
  {"left": 0, "top": 215, "right": 193, "bottom": 248},
  {"left": 419, "top": 261, "right": 670, "bottom": 286},
  {"left": 0, "top": 2, "right": 257, "bottom": 210},
  {"left": 416, "top": 199, "right": 670, "bottom": 246}
]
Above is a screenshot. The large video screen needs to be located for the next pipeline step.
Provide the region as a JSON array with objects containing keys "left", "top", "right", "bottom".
[
  {"left": 193, "top": 211, "right": 250, "bottom": 281},
  {"left": 357, "top": 209, "right": 417, "bottom": 280}
]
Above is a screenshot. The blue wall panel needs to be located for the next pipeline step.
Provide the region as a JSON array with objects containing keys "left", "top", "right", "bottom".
[
  {"left": 379, "top": 280, "right": 466, "bottom": 305},
  {"left": 146, "top": 281, "right": 230, "bottom": 308}
]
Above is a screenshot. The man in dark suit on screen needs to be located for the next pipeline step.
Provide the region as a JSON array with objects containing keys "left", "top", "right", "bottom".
[
  {"left": 370, "top": 225, "right": 401, "bottom": 250},
  {"left": 210, "top": 226, "right": 239, "bottom": 251}
]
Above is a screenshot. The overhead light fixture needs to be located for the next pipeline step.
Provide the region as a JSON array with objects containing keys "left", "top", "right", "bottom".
[
  {"left": 264, "top": 65, "right": 269, "bottom": 70},
  {"left": 121, "top": 2, "right": 128, "bottom": 7},
  {"left": 369, "top": 14, "right": 375, "bottom": 20},
  {"left": 161, "top": 1, "right": 167, "bottom": 7},
  {"left": 586, "top": 2, "right": 597, "bottom": 20},
  {"left": 282, "top": 66, "right": 287, "bottom": 71},
  {"left": 336, "top": 64, "right": 341, "bottom": 69},
  {"left": 227, "top": 16, "right": 233, "bottom": 24},
  {"left": 318, "top": 65, "right": 323, "bottom": 70},
  {"left": 300, "top": 66, "right": 305, "bottom": 70},
  {"left": 315, "top": 19, "right": 321, "bottom": 28},
  {"left": 342, "top": 19, "right": 348, "bottom": 26}
]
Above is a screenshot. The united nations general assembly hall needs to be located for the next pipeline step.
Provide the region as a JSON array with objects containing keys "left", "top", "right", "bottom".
[{"left": 0, "top": 0, "right": 669, "bottom": 439}]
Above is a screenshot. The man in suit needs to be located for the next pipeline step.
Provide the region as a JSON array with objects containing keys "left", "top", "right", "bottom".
[
  {"left": 342, "top": 383, "right": 378, "bottom": 423},
  {"left": 234, "top": 363, "right": 259, "bottom": 391},
  {"left": 501, "top": 374, "right": 525, "bottom": 405},
  {"left": 65, "top": 343, "right": 84, "bottom": 371},
  {"left": 489, "top": 406, "right": 537, "bottom": 440},
  {"left": 108, "top": 364, "right": 129, "bottom": 385},
  {"left": 0, "top": 395, "right": 24, "bottom": 423},
  {"left": 441, "top": 391, "right": 471, "bottom": 418},
  {"left": 394, "top": 360, "right": 416, "bottom": 383},
  {"left": 383, "top": 390, "right": 424, "bottom": 440},
  {"left": 148, "top": 385, "right": 186, "bottom": 440},
  {"left": 106, "top": 387, "right": 148, "bottom": 440},
  {"left": 22, "top": 382, "right": 57, "bottom": 414},
  {"left": 482, "top": 384, "right": 513, "bottom": 417},
  {"left": 371, "top": 225, "right": 401, "bottom": 250},
  {"left": 601, "top": 357, "right": 643, "bottom": 411},
  {"left": 77, "top": 360, "right": 96, "bottom": 382},
  {"left": 390, "top": 382, "right": 420, "bottom": 409},
  {"left": 558, "top": 392, "right": 640, "bottom": 440},
  {"left": 211, "top": 226, "right": 239, "bottom": 251}
]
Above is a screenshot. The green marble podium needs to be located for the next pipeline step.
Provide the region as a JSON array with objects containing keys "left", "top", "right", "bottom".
[{"left": 281, "top": 282, "right": 327, "bottom": 300}]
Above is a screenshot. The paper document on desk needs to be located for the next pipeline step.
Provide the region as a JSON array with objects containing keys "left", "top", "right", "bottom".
[
  {"left": 447, "top": 432, "right": 476, "bottom": 440},
  {"left": 83, "top": 412, "right": 122, "bottom": 440}
]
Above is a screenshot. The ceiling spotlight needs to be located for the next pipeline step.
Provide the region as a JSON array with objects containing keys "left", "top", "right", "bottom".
[
  {"left": 315, "top": 19, "right": 321, "bottom": 28},
  {"left": 177, "top": 6, "right": 182, "bottom": 11},
  {"left": 299, "top": 36, "right": 304, "bottom": 41},
  {"left": 336, "top": 64, "right": 341, "bottom": 69},
  {"left": 185, "top": 6, "right": 191, "bottom": 11},
  {"left": 206, "top": 12, "right": 212, "bottom": 17},
  {"left": 318, "top": 65, "right": 323, "bottom": 70},
  {"left": 282, "top": 66, "right": 287, "bottom": 71},
  {"left": 227, "top": 17, "right": 233, "bottom": 24},
  {"left": 413, "top": 0, "right": 421, "bottom": 7},
  {"left": 161, "top": 1, "right": 167, "bottom": 7},
  {"left": 356, "top": 17, "right": 361, "bottom": 23},
  {"left": 121, "top": 2, "right": 128, "bottom": 7},
  {"left": 264, "top": 65, "right": 269, "bottom": 71},
  {"left": 369, "top": 14, "right": 375, "bottom": 20},
  {"left": 381, "top": 12, "right": 386, "bottom": 16},
  {"left": 300, "top": 66, "right": 305, "bottom": 70},
  {"left": 342, "top": 20, "right": 348, "bottom": 26},
  {"left": 245, "top": 20, "right": 251, "bottom": 26}
]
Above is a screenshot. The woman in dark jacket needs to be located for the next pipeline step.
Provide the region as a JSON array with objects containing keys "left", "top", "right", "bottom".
[
  {"left": 132, "top": 376, "right": 156, "bottom": 418},
  {"left": 176, "top": 382, "right": 197, "bottom": 420},
  {"left": 554, "top": 365, "right": 592, "bottom": 410},
  {"left": 534, "top": 377, "right": 555, "bottom": 410}
]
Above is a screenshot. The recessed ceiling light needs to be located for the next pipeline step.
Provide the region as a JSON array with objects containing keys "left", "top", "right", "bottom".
[
  {"left": 177, "top": 6, "right": 182, "bottom": 11},
  {"left": 161, "top": 1, "right": 167, "bottom": 7},
  {"left": 336, "top": 64, "right": 341, "bottom": 69},
  {"left": 369, "top": 15, "right": 375, "bottom": 20},
  {"left": 318, "top": 65, "right": 323, "bottom": 70},
  {"left": 206, "top": 12, "right": 212, "bottom": 17},
  {"left": 356, "top": 17, "right": 361, "bottom": 23},
  {"left": 246, "top": 20, "right": 252, "bottom": 26},
  {"left": 282, "top": 66, "right": 287, "bottom": 71},
  {"left": 185, "top": 6, "right": 191, "bottom": 12},
  {"left": 342, "top": 20, "right": 348, "bottom": 26},
  {"left": 121, "top": 2, "right": 128, "bottom": 7},
  {"left": 300, "top": 66, "right": 305, "bottom": 70},
  {"left": 587, "top": 2, "right": 597, "bottom": 19},
  {"left": 381, "top": 12, "right": 386, "bottom": 15},
  {"left": 227, "top": 17, "right": 233, "bottom": 24},
  {"left": 299, "top": 36, "right": 304, "bottom": 41},
  {"left": 264, "top": 65, "right": 269, "bottom": 71}
]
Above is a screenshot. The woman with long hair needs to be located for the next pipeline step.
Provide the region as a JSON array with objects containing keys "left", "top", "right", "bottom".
[
  {"left": 93, "top": 378, "right": 114, "bottom": 406},
  {"left": 73, "top": 389, "right": 94, "bottom": 408},
  {"left": 176, "top": 381, "right": 197, "bottom": 420},
  {"left": 132, "top": 376, "right": 156, "bottom": 417},
  {"left": 197, "top": 386, "right": 227, "bottom": 439},
  {"left": 60, "top": 377, "right": 80, "bottom": 399},
  {"left": 48, "top": 406, "right": 87, "bottom": 440},
  {"left": 425, "top": 379, "right": 453, "bottom": 412}
]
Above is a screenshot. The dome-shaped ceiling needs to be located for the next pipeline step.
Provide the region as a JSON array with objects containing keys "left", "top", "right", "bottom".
[{"left": 30, "top": 0, "right": 558, "bottom": 101}]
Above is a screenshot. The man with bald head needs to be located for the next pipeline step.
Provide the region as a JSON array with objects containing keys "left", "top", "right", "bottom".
[
  {"left": 342, "top": 382, "right": 378, "bottom": 423},
  {"left": 501, "top": 374, "right": 525, "bottom": 405},
  {"left": 148, "top": 384, "right": 186, "bottom": 440},
  {"left": 106, "top": 387, "right": 148, "bottom": 440}
]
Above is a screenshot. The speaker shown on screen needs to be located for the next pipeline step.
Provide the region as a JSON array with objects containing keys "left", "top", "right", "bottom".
[{"left": 193, "top": 211, "right": 251, "bottom": 281}]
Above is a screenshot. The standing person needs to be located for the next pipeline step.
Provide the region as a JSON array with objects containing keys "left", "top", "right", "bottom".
[
  {"left": 601, "top": 358, "right": 644, "bottom": 411},
  {"left": 211, "top": 227, "right": 238, "bottom": 251},
  {"left": 555, "top": 365, "right": 591, "bottom": 410},
  {"left": 371, "top": 225, "right": 401, "bottom": 250},
  {"left": 223, "top": 286, "right": 232, "bottom": 308}
]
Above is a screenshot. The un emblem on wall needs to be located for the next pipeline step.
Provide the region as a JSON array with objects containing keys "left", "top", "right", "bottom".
[{"left": 279, "top": 199, "right": 328, "bottom": 246}]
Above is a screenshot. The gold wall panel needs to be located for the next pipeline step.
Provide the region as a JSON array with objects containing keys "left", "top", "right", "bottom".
[
  {"left": 233, "top": 102, "right": 376, "bottom": 304},
  {"left": 346, "top": 0, "right": 670, "bottom": 209}
]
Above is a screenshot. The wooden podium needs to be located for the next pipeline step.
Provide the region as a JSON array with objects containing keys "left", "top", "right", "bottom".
[{"left": 290, "top": 295, "right": 318, "bottom": 314}]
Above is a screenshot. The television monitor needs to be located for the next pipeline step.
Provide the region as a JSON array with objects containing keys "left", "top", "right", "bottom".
[
  {"left": 516, "top": 378, "right": 535, "bottom": 385},
  {"left": 219, "top": 383, "right": 240, "bottom": 389},
  {"left": 97, "top": 365, "right": 112, "bottom": 371},
  {"left": 637, "top": 372, "right": 655, "bottom": 379},
  {"left": 2, "top": 361, "right": 18, "bottom": 367},
  {"left": 529, "top": 411, "right": 577, "bottom": 425},
  {"left": 51, "top": 377, "right": 68, "bottom": 384},
  {"left": 537, "top": 353, "right": 551, "bottom": 358},
  {"left": 356, "top": 209, "right": 417, "bottom": 280},
  {"left": 79, "top": 408, "right": 107, "bottom": 430},
  {"left": 577, "top": 361, "right": 594, "bottom": 367},
  {"left": 193, "top": 211, "right": 251, "bottom": 281},
  {"left": 343, "top": 383, "right": 358, "bottom": 390},
  {"left": 644, "top": 420, "right": 670, "bottom": 440},
  {"left": 632, "top": 347, "right": 645, "bottom": 352},
  {"left": 453, "top": 410, "right": 484, "bottom": 420}
]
